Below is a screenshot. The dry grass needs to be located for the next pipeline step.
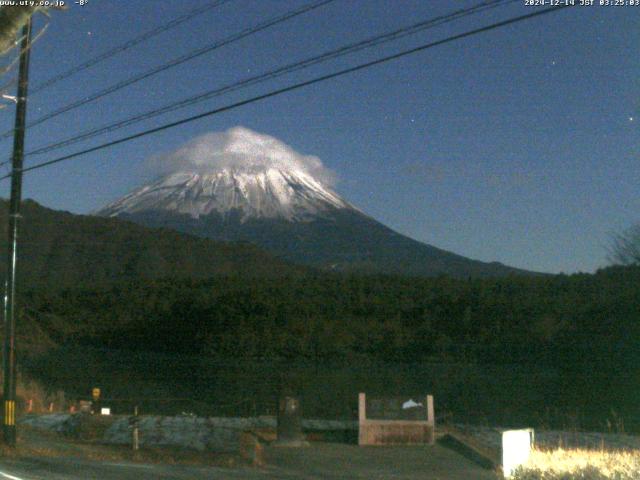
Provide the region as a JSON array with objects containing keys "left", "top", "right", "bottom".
[
  {"left": 511, "top": 447, "right": 640, "bottom": 479},
  {"left": 0, "top": 372, "right": 69, "bottom": 414}
]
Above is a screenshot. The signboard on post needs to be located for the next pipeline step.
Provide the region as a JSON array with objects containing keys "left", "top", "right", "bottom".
[{"left": 358, "top": 393, "right": 435, "bottom": 445}]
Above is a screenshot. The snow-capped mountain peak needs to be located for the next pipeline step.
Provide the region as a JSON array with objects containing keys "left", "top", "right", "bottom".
[
  {"left": 97, "top": 128, "right": 353, "bottom": 221},
  {"left": 98, "top": 167, "right": 351, "bottom": 221}
]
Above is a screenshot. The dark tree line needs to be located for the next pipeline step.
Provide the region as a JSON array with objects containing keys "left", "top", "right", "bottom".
[{"left": 16, "top": 265, "right": 640, "bottom": 430}]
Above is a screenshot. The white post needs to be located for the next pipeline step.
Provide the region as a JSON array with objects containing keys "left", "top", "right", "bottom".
[
  {"left": 358, "top": 393, "right": 366, "bottom": 422},
  {"left": 132, "top": 405, "right": 139, "bottom": 451},
  {"left": 426, "top": 395, "right": 435, "bottom": 445},
  {"left": 358, "top": 393, "right": 367, "bottom": 446}
]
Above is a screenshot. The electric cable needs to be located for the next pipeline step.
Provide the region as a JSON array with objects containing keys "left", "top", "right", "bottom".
[
  {"left": 0, "top": 0, "right": 335, "bottom": 140},
  {"left": 29, "top": 0, "right": 234, "bottom": 94},
  {"left": 0, "top": 4, "right": 571, "bottom": 182},
  {"left": 24, "top": 0, "right": 517, "bottom": 159}
]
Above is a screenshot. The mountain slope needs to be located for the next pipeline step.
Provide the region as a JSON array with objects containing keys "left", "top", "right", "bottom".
[
  {"left": 0, "top": 199, "right": 302, "bottom": 289},
  {"left": 97, "top": 127, "right": 535, "bottom": 278},
  {"left": 114, "top": 207, "right": 528, "bottom": 277}
]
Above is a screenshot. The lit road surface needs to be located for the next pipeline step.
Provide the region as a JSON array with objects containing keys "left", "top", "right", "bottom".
[
  {"left": 0, "top": 443, "right": 498, "bottom": 479},
  {"left": 0, "top": 459, "right": 289, "bottom": 480}
]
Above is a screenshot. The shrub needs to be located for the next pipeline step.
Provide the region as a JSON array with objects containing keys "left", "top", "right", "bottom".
[{"left": 511, "top": 448, "right": 640, "bottom": 480}]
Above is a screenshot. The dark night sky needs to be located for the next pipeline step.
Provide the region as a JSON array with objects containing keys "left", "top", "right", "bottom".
[{"left": 0, "top": 0, "right": 637, "bottom": 274}]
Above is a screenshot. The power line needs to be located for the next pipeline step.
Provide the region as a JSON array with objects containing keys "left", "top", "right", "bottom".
[
  {"left": 0, "top": 0, "right": 335, "bottom": 141},
  {"left": 24, "top": 0, "right": 517, "bottom": 159},
  {"left": 0, "top": 5, "right": 571, "bottom": 182},
  {"left": 29, "top": 0, "right": 233, "bottom": 95}
]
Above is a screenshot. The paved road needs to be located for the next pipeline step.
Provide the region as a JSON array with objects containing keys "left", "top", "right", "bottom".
[
  {"left": 0, "top": 443, "right": 498, "bottom": 479},
  {"left": 266, "top": 443, "right": 499, "bottom": 479},
  {"left": 0, "top": 457, "right": 275, "bottom": 480}
]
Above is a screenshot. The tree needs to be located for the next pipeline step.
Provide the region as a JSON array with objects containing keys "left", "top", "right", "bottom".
[
  {"left": 0, "top": 7, "right": 37, "bottom": 54},
  {"left": 609, "top": 223, "right": 640, "bottom": 266}
]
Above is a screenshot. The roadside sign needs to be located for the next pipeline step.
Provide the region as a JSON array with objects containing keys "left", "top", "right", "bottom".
[{"left": 502, "top": 429, "right": 534, "bottom": 477}]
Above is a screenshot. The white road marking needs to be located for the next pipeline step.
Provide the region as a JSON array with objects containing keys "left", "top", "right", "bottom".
[
  {"left": 0, "top": 470, "right": 26, "bottom": 480},
  {"left": 106, "top": 463, "right": 155, "bottom": 469}
]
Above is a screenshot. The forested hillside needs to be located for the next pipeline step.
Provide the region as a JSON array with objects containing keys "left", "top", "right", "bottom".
[{"left": 0, "top": 199, "right": 303, "bottom": 288}]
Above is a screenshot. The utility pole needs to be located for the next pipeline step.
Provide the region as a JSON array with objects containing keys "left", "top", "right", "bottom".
[{"left": 2, "top": 18, "right": 33, "bottom": 447}]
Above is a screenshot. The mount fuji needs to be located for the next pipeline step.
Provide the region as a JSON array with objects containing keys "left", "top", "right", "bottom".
[{"left": 96, "top": 127, "right": 531, "bottom": 277}]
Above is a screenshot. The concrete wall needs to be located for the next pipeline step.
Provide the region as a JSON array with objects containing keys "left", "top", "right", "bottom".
[{"left": 21, "top": 413, "right": 358, "bottom": 452}]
